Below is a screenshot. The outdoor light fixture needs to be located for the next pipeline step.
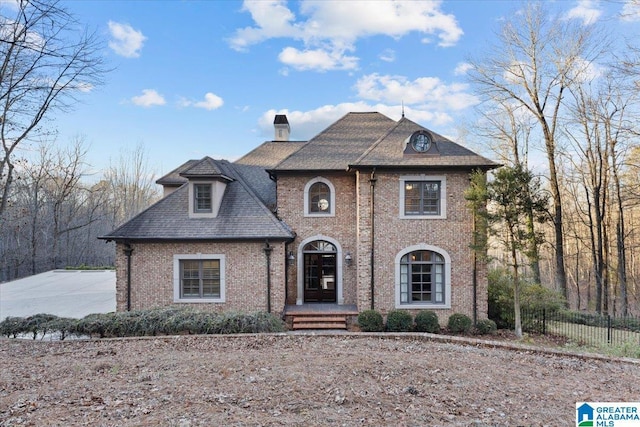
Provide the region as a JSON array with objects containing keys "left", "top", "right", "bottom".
[
  {"left": 288, "top": 251, "right": 295, "bottom": 266},
  {"left": 345, "top": 252, "right": 352, "bottom": 266}
]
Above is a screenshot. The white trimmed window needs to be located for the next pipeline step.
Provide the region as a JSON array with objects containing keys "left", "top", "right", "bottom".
[
  {"left": 304, "top": 177, "right": 335, "bottom": 217},
  {"left": 173, "top": 254, "right": 225, "bottom": 303},
  {"left": 395, "top": 245, "right": 451, "bottom": 309},
  {"left": 399, "top": 175, "right": 446, "bottom": 219},
  {"left": 188, "top": 181, "right": 227, "bottom": 218}
]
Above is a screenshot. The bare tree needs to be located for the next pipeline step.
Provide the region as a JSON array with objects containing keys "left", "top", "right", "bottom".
[
  {"left": 0, "top": 0, "right": 106, "bottom": 218},
  {"left": 467, "top": 3, "right": 607, "bottom": 301}
]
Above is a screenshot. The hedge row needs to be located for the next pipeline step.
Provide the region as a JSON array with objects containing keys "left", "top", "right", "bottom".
[
  {"left": 357, "top": 309, "right": 496, "bottom": 335},
  {"left": 0, "top": 308, "right": 286, "bottom": 340}
]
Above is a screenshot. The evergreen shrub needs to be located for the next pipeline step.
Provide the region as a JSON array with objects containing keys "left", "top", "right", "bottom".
[
  {"left": 357, "top": 310, "right": 384, "bottom": 332},
  {"left": 415, "top": 310, "right": 440, "bottom": 333},
  {"left": 447, "top": 313, "right": 472, "bottom": 333},
  {"left": 386, "top": 310, "right": 413, "bottom": 332}
]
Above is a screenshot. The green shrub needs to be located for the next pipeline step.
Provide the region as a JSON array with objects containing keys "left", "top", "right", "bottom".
[
  {"left": 475, "top": 318, "right": 497, "bottom": 335},
  {"left": 43, "top": 317, "right": 77, "bottom": 340},
  {"left": 358, "top": 310, "right": 384, "bottom": 332},
  {"left": 0, "top": 316, "right": 28, "bottom": 338},
  {"left": 386, "top": 310, "right": 413, "bottom": 332},
  {"left": 447, "top": 313, "right": 472, "bottom": 333},
  {"left": 488, "top": 268, "right": 566, "bottom": 329},
  {"left": 415, "top": 310, "right": 440, "bottom": 333}
]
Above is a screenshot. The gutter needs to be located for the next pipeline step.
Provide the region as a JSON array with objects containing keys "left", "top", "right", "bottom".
[
  {"left": 264, "top": 241, "right": 273, "bottom": 313},
  {"left": 369, "top": 168, "right": 377, "bottom": 310},
  {"left": 123, "top": 242, "right": 134, "bottom": 311}
]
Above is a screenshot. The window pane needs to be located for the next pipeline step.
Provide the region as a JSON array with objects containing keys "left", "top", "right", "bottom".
[
  {"left": 180, "top": 259, "right": 220, "bottom": 299},
  {"left": 400, "top": 250, "right": 445, "bottom": 305},
  {"left": 194, "top": 184, "right": 212, "bottom": 212},
  {"left": 309, "top": 182, "right": 330, "bottom": 213},
  {"left": 404, "top": 180, "right": 440, "bottom": 215}
]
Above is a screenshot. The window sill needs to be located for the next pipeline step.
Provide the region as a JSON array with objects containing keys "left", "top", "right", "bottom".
[
  {"left": 396, "top": 303, "right": 450, "bottom": 310},
  {"left": 399, "top": 214, "right": 446, "bottom": 220},
  {"left": 174, "top": 298, "right": 225, "bottom": 304},
  {"left": 304, "top": 212, "right": 335, "bottom": 218}
]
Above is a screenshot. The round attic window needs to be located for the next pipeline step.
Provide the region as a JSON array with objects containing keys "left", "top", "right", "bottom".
[{"left": 410, "top": 131, "right": 432, "bottom": 152}]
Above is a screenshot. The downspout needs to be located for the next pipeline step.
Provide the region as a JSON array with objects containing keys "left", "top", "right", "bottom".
[
  {"left": 264, "top": 240, "right": 273, "bottom": 313},
  {"left": 369, "top": 169, "right": 377, "bottom": 310},
  {"left": 123, "top": 242, "right": 133, "bottom": 312}
]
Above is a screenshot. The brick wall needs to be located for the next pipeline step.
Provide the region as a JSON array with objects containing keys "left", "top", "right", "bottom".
[
  {"left": 277, "top": 169, "right": 488, "bottom": 323},
  {"left": 114, "top": 241, "right": 287, "bottom": 314}
]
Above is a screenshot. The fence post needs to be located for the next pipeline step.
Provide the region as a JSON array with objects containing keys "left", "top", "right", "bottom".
[
  {"left": 542, "top": 309, "right": 546, "bottom": 335},
  {"left": 607, "top": 315, "right": 611, "bottom": 345}
]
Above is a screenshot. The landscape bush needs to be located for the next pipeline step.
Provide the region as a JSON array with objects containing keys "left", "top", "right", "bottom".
[
  {"left": 0, "top": 308, "right": 286, "bottom": 339},
  {"left": 447, "top": 313, "right": 472, "bottom": 333},
  {"left": 357, "top": 310, "right": 384, "bottom": 332},
  {"left": 488, "top": 268, "right": 565, "bottom": 329},
  {"left": 385, "top": 310, "right": 413, "bottom": 332},
  {"left": 474, "top": 318, "right": 497, "bottom": 335},
  {"left": 414, "top": 310, "right": 440, "bottom": 333}
]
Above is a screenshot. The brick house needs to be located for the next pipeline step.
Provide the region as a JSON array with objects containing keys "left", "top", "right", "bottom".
[{"left": 101, "top": 112, "right": 497, "bottom": 327}]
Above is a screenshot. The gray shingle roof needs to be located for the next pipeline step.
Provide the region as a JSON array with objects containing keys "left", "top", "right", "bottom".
[
  {"left": 353, "top": 117, "right": 498, "bottom": 169},
  {"left": 235, "top": 141, "right": 306, "bottom": 168},
  {"left": 273, "top": 112, "right": 396, "bottom": 171},
  {"left": 100, "top": 159, "right": 293, "bottom": 241},
  {"left": 272, "top": 112, "right": 497, "bottom": 171},
  {"left": 155, "top": 159, "right": 197, "bottom": 186}
]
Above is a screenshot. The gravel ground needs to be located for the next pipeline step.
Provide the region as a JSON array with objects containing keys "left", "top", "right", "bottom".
[{"left": 1, "top": 333, "right": 638, "bottom": 426}]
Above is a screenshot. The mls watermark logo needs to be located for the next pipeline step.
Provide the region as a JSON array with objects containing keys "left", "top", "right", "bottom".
[{"left": 576, "top": 402, "right": 640, "bottom": 427}]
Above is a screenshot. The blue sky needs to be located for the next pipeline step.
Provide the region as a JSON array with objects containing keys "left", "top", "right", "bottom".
[{"left": 37, "top": 1, "right": 640, "bottom": 176}]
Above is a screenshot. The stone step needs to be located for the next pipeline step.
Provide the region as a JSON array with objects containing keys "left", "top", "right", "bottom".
[
  {"left": 292, "top": 322, "right": 347, "bottom": 330},
  {"left": 293, "top": 316, "right": 346, "bottom": 323}
]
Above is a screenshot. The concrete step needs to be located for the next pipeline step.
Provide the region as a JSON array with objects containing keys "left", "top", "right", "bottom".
[
  {"left": 292, "top": 322, "right": 347, "bottom": 330},
  {"left": 293, "top": 316, "right": 346, "bottom": 323}
]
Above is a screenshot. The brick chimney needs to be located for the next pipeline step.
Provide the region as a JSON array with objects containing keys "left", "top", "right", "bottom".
[{"left": 274, "top": 114, "right": 290, "bottom": 141}]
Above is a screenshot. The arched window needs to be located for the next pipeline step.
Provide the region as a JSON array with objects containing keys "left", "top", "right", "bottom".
[
  {"left": 396, "top": 245, "right": 450, "bottom": 308},
  {"left": 304, "top": 177, "right": 335, "bottom": 216}
]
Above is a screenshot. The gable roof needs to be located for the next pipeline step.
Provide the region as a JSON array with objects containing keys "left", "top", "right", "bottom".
[
  {"left": 100, "top": 159, "right": 293, "bottom": 242},
  {"left": 272, "top": 112, "right": 497, "bottom": 172},
  {"left": 155, "top": 159, "right": 198, "bottom": 186}
]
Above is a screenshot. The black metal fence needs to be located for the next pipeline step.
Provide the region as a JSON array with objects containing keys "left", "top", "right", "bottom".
[{"left": 501, "top": 309, "right": 640, "bottom": 347}]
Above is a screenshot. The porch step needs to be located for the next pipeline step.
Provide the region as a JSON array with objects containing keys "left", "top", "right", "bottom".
[{"left": 291, "top": 315, "right": 347, "bottom": 330}]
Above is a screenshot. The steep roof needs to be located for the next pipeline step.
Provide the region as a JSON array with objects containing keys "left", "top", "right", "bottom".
[
  {"left": 100, "top": 159, "right": 293, "bottom": 241},
  {"left": 273, "top": 112, "right": 396, "bottom": 171},
  {"left": 353, "top": 117, "right": 497, "bottom": 169},
  {"left": 235, "top": 141, "right": 306, "bottom": 168},
  {"left": 271, "top": 112, "right": 497, "bottom": 171},
  {"left": 155, "top": 159, "right": 197, "bottom": 186}
]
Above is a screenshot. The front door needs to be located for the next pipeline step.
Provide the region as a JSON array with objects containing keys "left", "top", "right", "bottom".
[{"left": 303, "top": 241, "right": 337, "bottom": 303}]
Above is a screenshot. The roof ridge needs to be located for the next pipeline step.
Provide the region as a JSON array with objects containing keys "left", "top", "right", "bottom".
[
  {"left": 352, "top": 117, "right": 400, "bottom": 166},
  {"left": 222, "top": 162, "right": 292, "bottom": 236}
]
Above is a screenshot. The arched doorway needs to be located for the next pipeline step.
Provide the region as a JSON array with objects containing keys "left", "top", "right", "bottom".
[{"left": 303, "top": 240, "right": 337, "bottom": 302}]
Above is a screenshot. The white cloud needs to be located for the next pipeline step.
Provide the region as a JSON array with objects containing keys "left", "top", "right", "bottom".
[
  {"left": 379, "top": 49, "right": 396, "bottom": 63},
  {"left": 454, "top": 62, "right": 473, "bottom": 76},
  {"left": 131, "top": 89, "right": 166, "bottom": 107},
  {"left": 229, "top": 0, "right": 463, "bottom": 71},
  {"left": 565, "top": 0, "right": 602, "bottom": 25},
  {"left": 354, "top": 73, "right": 479, "bottom": 111},
  {"left": 257, "top": 102, "right": 455, "bottom": 141},
  {"left": 108, "top": 21, "right": 146, "bottom": 58},
  {"left": 278, "top": 46, "right": 358, "bottom": 71},
  {"left": 621, "top": 0, "right": 640, "bottom": 21},
  {"left": 179, "top": 93, "right": 224, "bottom": 110},
  {"left": 194, "top": 92, "right": 224, "bottom": 110}
]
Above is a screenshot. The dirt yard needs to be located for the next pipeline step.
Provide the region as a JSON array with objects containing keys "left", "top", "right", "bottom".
[{"left": 1, "top": 333, "right": 638, "bottom": 426}]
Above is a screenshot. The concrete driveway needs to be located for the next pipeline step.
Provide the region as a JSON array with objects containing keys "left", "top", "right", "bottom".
[{"left": 0, "top": 270, "right": 116, "bottom": 320}]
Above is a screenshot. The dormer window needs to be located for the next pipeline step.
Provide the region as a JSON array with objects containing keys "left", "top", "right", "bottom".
[
  {"left": 411, "top": 131, "right": 432, "bottom": 152},
  {"left": 194, "top": 183, "right": 212, "bottom": 213}
]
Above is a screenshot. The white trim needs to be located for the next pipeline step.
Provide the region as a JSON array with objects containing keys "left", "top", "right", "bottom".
[
  {"left": 399, "top": 175, "right": 447, "bottom": 219},
  {"left": 303, "top": 177, "right": 336, "bottom": 217},
  {"left": 173, "top": 254, "right": 226, "bottom": 303},
  {"left": 394, "top": 244, "right": 451, "bottom": 309},
  {"left": 295, "top": 234, "right": 344, "bottom": 305},
  {"left": 188, "top": 181, "right": 227, "bottom": 219}
]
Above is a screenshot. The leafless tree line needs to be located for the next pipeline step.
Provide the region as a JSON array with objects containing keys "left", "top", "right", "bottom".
[
  {"left": 0, "top": 140, "right": 159, "bottom": 282},
  {"left": 469, "top": 3, "right": 640, "bottom": 316}
]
